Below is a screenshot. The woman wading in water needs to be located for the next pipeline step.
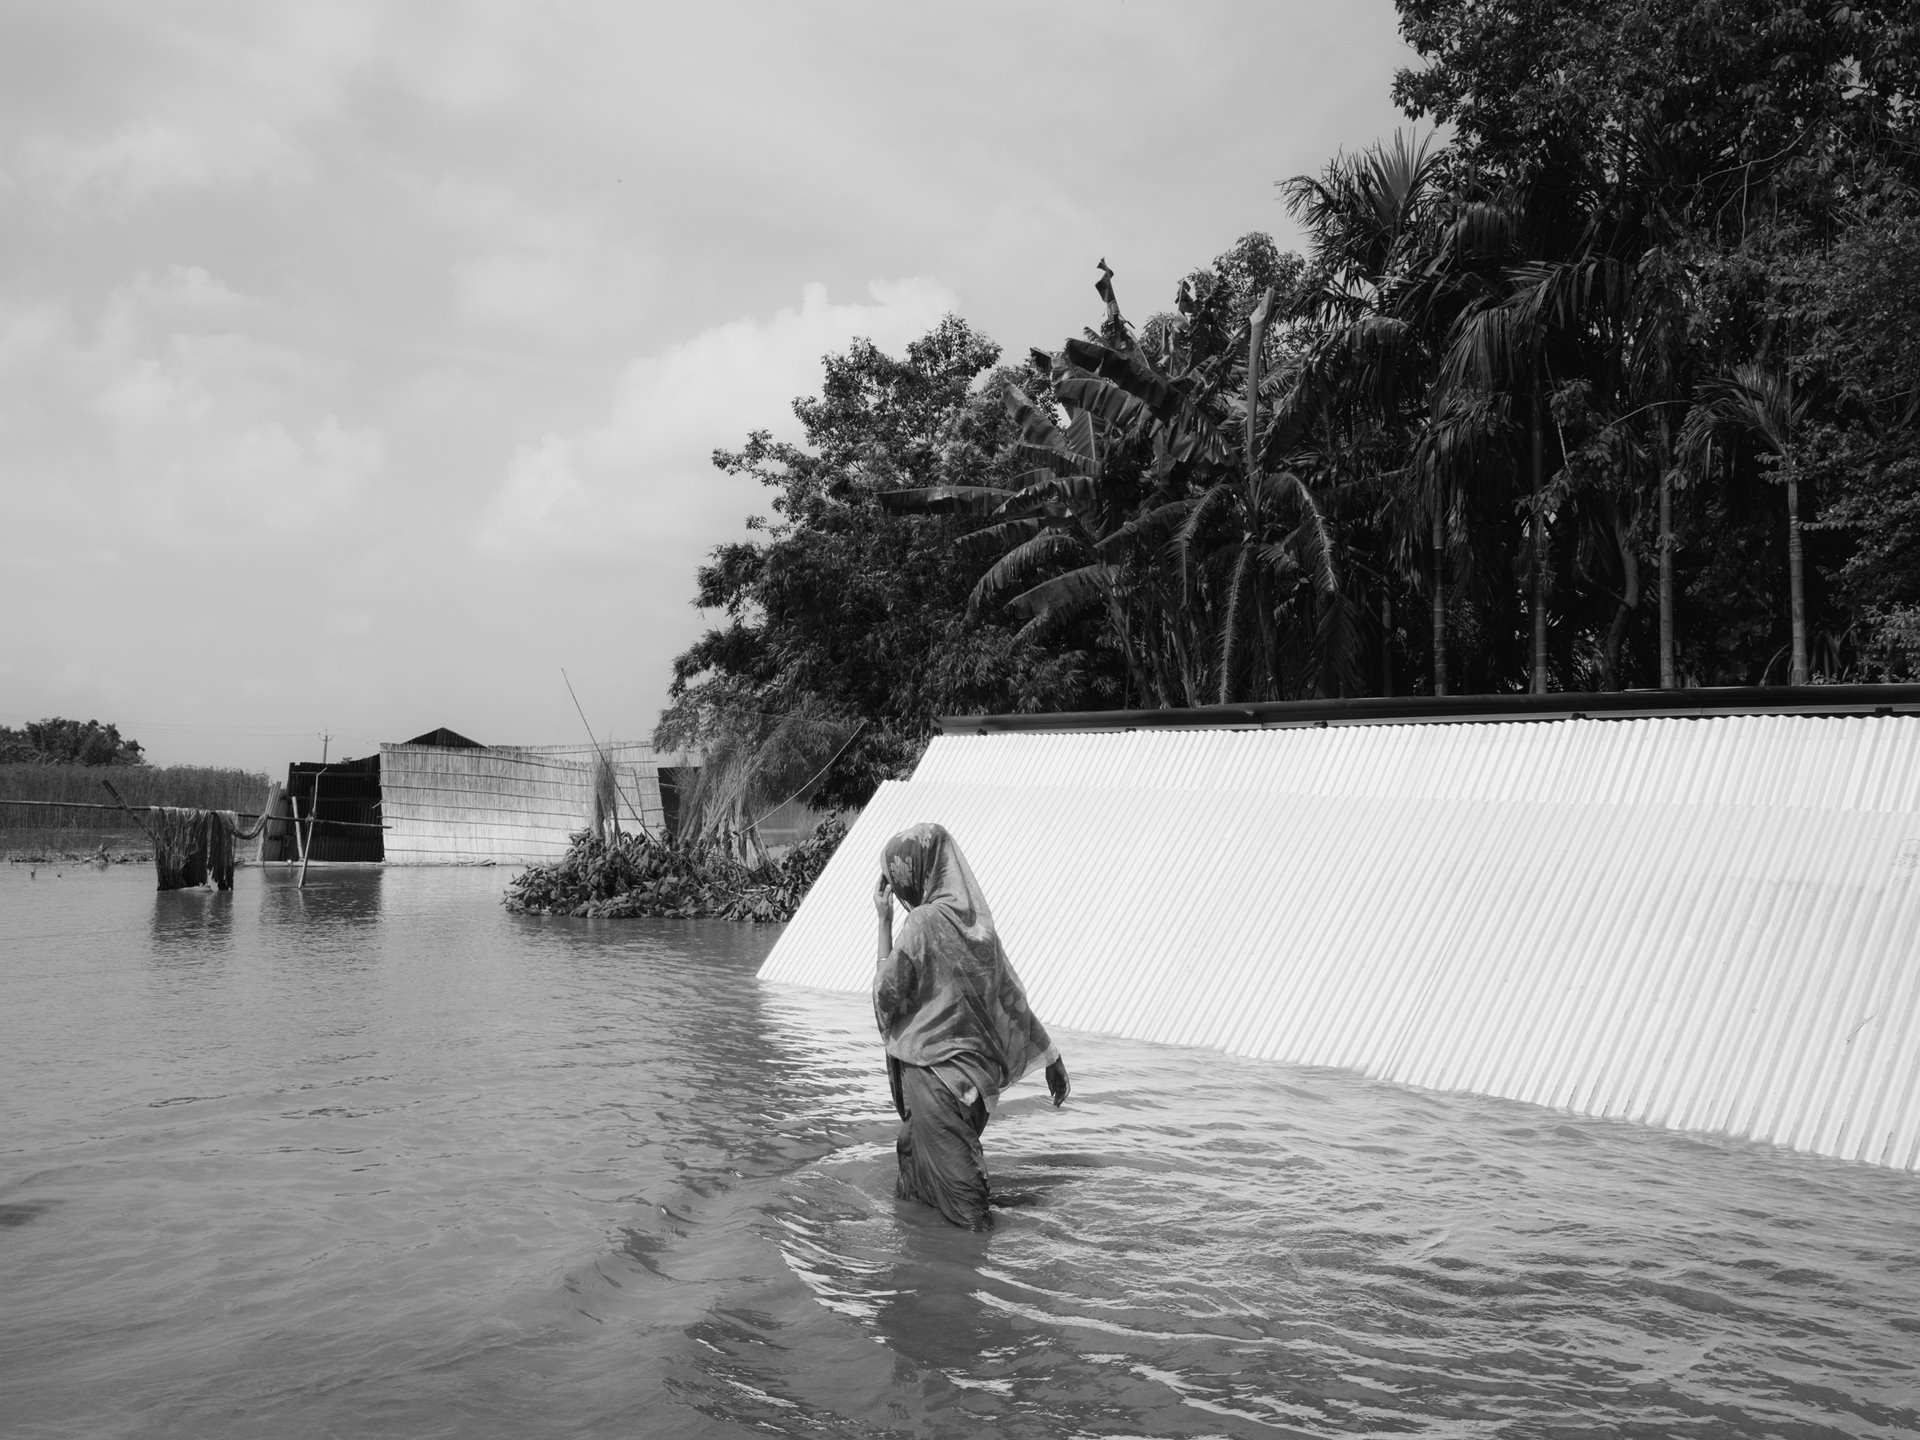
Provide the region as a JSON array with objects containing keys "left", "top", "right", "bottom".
[{"left": 872, "top": 822, "right": 1069, "bottom": 1229}]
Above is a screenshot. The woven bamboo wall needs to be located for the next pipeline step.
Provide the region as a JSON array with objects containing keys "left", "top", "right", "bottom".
[
  {"left": 510, "top": 743, "right": 679, "bottom": 838},
  {"left": 380, "top": 741, "right": 684, "bottom": 864}
]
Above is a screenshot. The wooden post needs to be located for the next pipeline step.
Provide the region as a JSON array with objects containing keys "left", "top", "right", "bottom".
[
  {"left": 298, "top": 776, "right": 322, "bottom": 889},
  {"left": 258, "top": 781, "right": 286, "bottom": 864}
]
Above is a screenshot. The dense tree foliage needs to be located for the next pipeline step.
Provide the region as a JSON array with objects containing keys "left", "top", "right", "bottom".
[
  {"left": 662, "top": 0, "right": 1920, "bottom": 813},
  {"left": 0, "top": 718, "right": 145, "bottom": 766},
  {"left": 654, "top": 319, "right": 1120, "bottom": 813},
  {"left": 1386, "top": 0, "right": 1920, "bottom": 687}
]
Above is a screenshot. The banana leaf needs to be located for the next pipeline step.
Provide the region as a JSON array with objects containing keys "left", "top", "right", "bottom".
[
  {"left": 1006, "top": 562, "right": 1116, "bottom": 620},
  {"left": 1055, "top": 373, "right": 1152, "bottom": 432},
  {"left": 957, "top": 516, "right": 1044, "bottom": 555},
  {"left": 877, "top": 485, "right": 1016, "bottom": 515},
  {"left": 1005, "top": 385, "right": 1098, "bottom": 477},
  {"left": 969, "top": 530, "right": 1086, "bottom": 616},
  {"left": 1060, "top": 337, "right": 1181, "bottom": 421}
]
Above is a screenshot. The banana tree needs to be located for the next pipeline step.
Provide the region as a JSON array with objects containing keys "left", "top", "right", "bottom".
[{"left": 880, "top": 374, "right": 1180, "bottom": 705}]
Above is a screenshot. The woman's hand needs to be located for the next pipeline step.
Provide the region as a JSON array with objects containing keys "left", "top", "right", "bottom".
[
  {"left": 887, "top": 1056, "right": 907, "bottom": 1121},
  {"left": 873, "top": 874, "right": 894, "bottom": 922},
  {"left": 1045, "top": 1057, "right": 1070, "bottom": 1107}
]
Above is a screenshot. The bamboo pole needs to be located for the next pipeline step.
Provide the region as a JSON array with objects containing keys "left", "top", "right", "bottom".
[
  {"left": 298, "top": 775, "right": 320, "bottom": 888},
  {"left": 0, "top": 797, "right": 381, "bottom": 826},
  {"left": 563, "top": 669, "right": 632, "bottom": 838},
  {"left": 97, "top": 779, "right": 158, "bottom": 844}
]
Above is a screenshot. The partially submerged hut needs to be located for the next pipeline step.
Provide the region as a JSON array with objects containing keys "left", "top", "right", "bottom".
[
  {"left": 379, "top": 728, "right": 689, "bottom": 864},
  {"left": 763, "top": 686, "right": 1920, "bottom": 1171},
  {"left": 257, "top": 728, "right": 693, "bottom": 867},
  {"left": 280, "top": 755, "right": 384, "bottom": 862}
]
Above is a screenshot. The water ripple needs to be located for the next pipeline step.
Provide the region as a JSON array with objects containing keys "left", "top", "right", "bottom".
[{"left": 3, "top": 866, "right": 1917, "bottom": 1438}]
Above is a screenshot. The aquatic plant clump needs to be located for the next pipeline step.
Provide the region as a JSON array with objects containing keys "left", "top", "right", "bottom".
[{"left": 502, "top": 816, "right": 847, "bottom": 922}]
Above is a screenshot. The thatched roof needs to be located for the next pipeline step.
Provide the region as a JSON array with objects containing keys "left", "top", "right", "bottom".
[{"left": 404, "top": 726, "right": 484, "bottom": 749}]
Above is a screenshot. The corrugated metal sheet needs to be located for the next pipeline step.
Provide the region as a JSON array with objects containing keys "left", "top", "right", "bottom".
[
  {"left": 381, "top": 741, "right": 677, "bottom": 864},
  {"left": 760, "top": 716, "right": 1920, "bottom": 1170}
]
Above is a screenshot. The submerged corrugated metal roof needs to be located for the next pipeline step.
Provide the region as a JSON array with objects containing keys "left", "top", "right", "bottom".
[{"left": 759, "top": 715, "right": 1920, "bottom": 1170}]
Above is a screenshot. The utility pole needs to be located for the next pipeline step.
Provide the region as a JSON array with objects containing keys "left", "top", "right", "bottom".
[{"left": 320, "top": 730, "right": 330, "bottom": 764}]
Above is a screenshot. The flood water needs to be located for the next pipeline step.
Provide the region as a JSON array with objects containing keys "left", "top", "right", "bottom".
[{"left": 3, "top": 864, "right": 1917, "bottom": 1438}]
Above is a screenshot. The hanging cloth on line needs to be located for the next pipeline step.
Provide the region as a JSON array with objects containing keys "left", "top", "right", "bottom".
[{"left": 150, "top": 808, "right": 269, "bottom": 892}]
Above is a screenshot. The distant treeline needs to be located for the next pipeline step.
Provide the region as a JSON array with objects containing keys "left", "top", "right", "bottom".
[
  {"left": 0, "top": 765, "right": 270, "bottom": 832},
  {"left": 0, "top": 717, "right": 146, "bottom": 766}
]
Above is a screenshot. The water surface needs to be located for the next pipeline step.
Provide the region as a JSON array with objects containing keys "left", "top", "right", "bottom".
[{"left": 3, "top": 865, "right": 1917, "bottom": 1437}]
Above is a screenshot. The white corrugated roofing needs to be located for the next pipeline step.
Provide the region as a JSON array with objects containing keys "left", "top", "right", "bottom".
[{"left": 759, "top": 716, "right": 1920, "bottom": 1169}]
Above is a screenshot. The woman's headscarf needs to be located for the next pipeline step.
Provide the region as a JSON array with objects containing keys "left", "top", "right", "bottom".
[
  {"left": 882, "top": 822, "right": 989, "bottom": 927},
  {"left": 874, "top": 823, "right": 1055, "bottom": 1094}
]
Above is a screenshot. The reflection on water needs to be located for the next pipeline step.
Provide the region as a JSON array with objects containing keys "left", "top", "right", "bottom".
[
  {"left": 3, "top": 864, "right": 1917, "bottom": 1439},
  {"left": 263, "top": 870, "right": 388, "bottom": 927},
  {"left": 147, "top": 885, "right": 236, "bottom": 963}
]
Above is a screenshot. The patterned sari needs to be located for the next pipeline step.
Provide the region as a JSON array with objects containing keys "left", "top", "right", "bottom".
[{"left": 873, "top": 823, "right": 1058, "bottom": 1227}]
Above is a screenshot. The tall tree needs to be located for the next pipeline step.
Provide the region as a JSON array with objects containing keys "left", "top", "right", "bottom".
[
  {"left": 657, "top": 317, "right": 1114, "bottom": 811},
  {"left": 1681, "top": 363, "right": 1816, "bottom": 684},
  {"left": 1791, "top": 207, "right": 1920, "bottom": 675},
  {"left": 1283, "top": 131, "right": 1456, "bottom": 692}
]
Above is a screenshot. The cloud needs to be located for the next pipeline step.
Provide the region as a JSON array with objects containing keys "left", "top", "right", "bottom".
[
  {"left": 430, "top": 177, "right": 656, "bottom": 337},
  {"left": 20, "top": 119, "right": 310, "bottom": 205},
  {"left": 0, "top": 6, "right": 407, "bottom": 210},
  {"left": 489, "top": 433, "right": 584, "bottom": 537},
  {"left": 474, "top": 277, "right": 959, "bottom": 556},
  {"left": 453, "top": 253, "right": 581, "bottom": 329},
  {"left": 0, "top": 1, "right": 1419, "bottom": 768},
  {"left": 0, "top": 266, "right": 385, "bottom": 547}
]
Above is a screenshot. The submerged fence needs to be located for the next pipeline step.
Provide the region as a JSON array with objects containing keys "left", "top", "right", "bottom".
[{"left": 761, "top": 711, "right": 1920, "bottom": 1171}]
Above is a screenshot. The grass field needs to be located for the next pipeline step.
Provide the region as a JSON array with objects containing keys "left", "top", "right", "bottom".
[{"left": 0, "top": 764, "right": 271, "bottom": 835}]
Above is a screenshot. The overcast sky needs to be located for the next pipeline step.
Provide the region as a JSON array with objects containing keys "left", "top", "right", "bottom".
[{"left": 0, "top": 2, "right": 1419, "bottom": 772}]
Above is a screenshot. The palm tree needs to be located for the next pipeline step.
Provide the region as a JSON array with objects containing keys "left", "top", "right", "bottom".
[
  {"left": 1679, "top": 363, "right": 1814, "bottom": 685},
  {"left": 1437, "top": 230, "right": 1592, "bottom": 695},
  {"left": 1627, "top": 250, "right": 1694, "bottom": 690},
  {"left": 1282, "top": 131, "right": 1454, "bottom": 690}
]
